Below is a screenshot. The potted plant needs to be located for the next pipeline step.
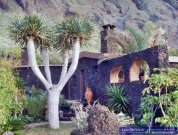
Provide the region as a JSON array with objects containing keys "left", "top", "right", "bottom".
[{"left": 85, "top": 87, "right": 93, "bottom": 104}]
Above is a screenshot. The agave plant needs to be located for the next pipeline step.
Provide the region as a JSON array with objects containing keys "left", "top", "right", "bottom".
[{"left": 106, "top": 84, "right": 130, "bottom": 115}]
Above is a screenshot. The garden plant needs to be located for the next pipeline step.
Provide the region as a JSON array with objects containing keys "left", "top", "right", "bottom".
[{"left": 140, "top": 68, "right": 178, "bottom": 130}]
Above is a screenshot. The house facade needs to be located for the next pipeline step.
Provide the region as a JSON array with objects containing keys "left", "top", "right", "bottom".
[{"left": 16, "top": 24, "right": 175, "bottom": 116}]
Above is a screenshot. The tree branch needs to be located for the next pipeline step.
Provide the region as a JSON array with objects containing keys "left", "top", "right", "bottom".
[
  {"left": 57, "top": 50, "right": 69, "bottom": 85},
  {"left": 41, "top": 47, "right": 52, "bottom": 84},
  {"left": 27, "top": 38, "right": 51, "bottom": 90},
  {"left": 57, "top": 38, "right": 80, "bottom": 92},
  {"left": 158, "top": 89, "right": 166, "bottom": 117}
]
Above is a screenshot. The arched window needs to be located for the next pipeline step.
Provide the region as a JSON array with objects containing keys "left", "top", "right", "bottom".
[
  {"left": 130, "top": 59, "right": 150, "bottom": 82},
  {"left": 110, "top": 64, "right": 125, "bottom": 83}
]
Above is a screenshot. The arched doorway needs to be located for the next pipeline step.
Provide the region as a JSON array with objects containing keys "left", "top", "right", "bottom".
[
  {"left": 130, "top": 59, "right": 150, "bottom": 82},
  {"left": 110, "top": 64, "right": 125, "bottom": 83}
]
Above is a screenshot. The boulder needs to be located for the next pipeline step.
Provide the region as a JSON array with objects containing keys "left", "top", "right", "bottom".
[{"left": 88, "top": 104, "right": 118, "bottom": 135}]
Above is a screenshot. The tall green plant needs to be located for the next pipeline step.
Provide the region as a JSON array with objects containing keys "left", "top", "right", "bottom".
[
  {"left": 0, "top": 60, "right": 26, "bottom": 134},
  {"left": 140, "top": 68, "right": 178, "bottom": 128},
  {"left": 118, "top": 22, "right": 167, "bottom": 54},
  {"left": 106, "top": 85, "right": 130, "bottom": 115},
  {"left": 26, "top": 87, "right": 47, "bottom": 121}
]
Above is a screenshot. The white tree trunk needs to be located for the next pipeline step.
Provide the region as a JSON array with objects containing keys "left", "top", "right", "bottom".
[
  {"left": 58, "top": 50, "right": 69, "bottom": 84},
  {"left": 26, "top": 38, "right": 50, "bottom": 89},
  {"left": 57, "top": 39, "right": 80, "bottom": 92},
  {"left": 41, "top": 47, "right": 52, "bottom": 84},
  {"left": 26, "top": 38, "right": 80, "bottom": 130},
  {"left": 48, "top": 90, "right": 60, "bottom": 129}
]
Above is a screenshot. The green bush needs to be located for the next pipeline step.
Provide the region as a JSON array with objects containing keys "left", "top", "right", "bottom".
[
  {"left": 26, "top": 89, "right": 47, "bottom": 121},
  {"left": 3, "top": 116, "right": 27, "bottom": 132},
  {"left": 106, "top": 85, "right": 130, "bottom": 115},
  {"left": 59, "top": 95, "right": 72, "bottom": 108},
  {"left": 0, "top": 59, "right": 26, "bottom": 134},
  {"left": 140, "top": 68, "right": 178, "bottom": 128},
  {"left": 25, "top": 86, "right": 71, "bottom": 122}
]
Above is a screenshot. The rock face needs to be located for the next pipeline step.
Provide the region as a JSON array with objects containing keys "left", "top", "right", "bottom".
[
  {"left": 1, "top": 0, "right": 178, "bottom": 48},
  {"left": 87, "top": 104, "right": 118, "bottom": 135}
]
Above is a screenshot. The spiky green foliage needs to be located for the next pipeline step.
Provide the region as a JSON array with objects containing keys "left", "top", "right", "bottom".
[
  {"left": 106, "top": 85, "right": 130, "bottom": 115},
  {"left": 126, "top": 25, "right": 147, "bottom": 51},
  {"left": 113, "top": 31, "right": 139, "bottom": 54},
  {"left": 53, "top": 16, "right": 94, "bottom": 51},
  {"left": 125, "top": 22, "right": 167, "bottom": 53},
  {"left": 8, "top": 14, "right": 51, "bottom": 48}
]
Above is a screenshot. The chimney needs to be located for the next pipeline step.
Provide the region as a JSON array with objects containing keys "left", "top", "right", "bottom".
[
  {"left": 21, "top": 47, "right": 28, "bottom": 65},
  {"left": 100, "top": 24, "right": 117, "bottom": 54}
]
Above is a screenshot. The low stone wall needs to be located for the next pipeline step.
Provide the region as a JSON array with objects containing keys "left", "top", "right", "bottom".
[{"left": 15, "top": 65, "right": 69, "bottom": 98}]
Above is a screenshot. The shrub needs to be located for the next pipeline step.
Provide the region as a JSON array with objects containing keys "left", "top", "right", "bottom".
[
  {"left": 71, "top": 104, "right": 89, "bottom": 134},
  {"left": 2, "top": 116, "right": 28, "bottom": 133},
  {"left": 140, "top": 68, "right": 178, "bottom": 128},
  {"left": 26, "top": 89, "right": 47, "bottom": 121},
  {"left": 106, "top": 85, "right": 130, "bottom": 115},
  {"left": 0, "top": 60, "right": 26, "bottom": 134}
]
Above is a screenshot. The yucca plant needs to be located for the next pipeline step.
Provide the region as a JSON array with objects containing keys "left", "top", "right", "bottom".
[{"left": 106, "top": 85, "right": 130, "bottom": 115}]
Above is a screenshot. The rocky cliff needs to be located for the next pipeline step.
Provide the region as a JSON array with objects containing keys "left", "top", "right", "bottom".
[{"left": 0, "top": 0, "right": 178, "bottom": 48}]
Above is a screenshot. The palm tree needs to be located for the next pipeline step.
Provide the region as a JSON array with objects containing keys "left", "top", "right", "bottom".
[
  {"left": 9, "top": 15, "right": 94, "bottom": 129},
  {"left": 107, "top": 22, "right": 167, "bottom": 55}
]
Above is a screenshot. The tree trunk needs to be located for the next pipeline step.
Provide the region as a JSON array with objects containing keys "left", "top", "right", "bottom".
[
  {"left": 26, "top": 38, "right": 50, "bottom": 90},
  {"left": 58, "top": 50, "right": 69, "bottom": 83},
  {"left": 48, "top": 90, "right": 60, "bottom": 129},
  {"left": 57, "top": 39, "right": 80, "bottom": 92},
  {"left": 41, "top": 47, "right": 52, "bottom": 84}
]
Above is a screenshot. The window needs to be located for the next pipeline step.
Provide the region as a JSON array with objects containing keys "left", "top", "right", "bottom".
[
  {"left": 110, "top": 64, "right": 125, "bottom": 83},
  {"left": 130, "top": 59, "right": 150, "bottom": 82}
]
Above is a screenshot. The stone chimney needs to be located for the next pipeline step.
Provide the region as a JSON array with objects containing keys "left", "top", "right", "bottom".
[
  {"left": 21, "top": 47, "right": 28, "bottom": 65},
  {"left": 100, "top": 24, "right": 118, "bottom": 54}
]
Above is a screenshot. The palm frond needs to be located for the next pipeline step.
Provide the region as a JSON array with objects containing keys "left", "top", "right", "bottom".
[
  {"left": 107, "top": 31, "right": 138, "bottom": 54},
  {"left": 126, "top": 25, "right": 147, "bottom": 51},
  {"left": 52, "top": 16, "right": 94, "bottom": 51},
  {"left": 8, "top": 14, "right": 51, "bottom": 48}
]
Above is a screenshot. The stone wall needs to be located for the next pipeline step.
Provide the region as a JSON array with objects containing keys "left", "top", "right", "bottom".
[
  {"left": 15, "top": 65, "right": 70, "bottom": 98},
  {"left": 15, "top": 45, "right": 170, "bottom": 116},
  {"left": 96, "top": 45, "right": 169, "bottom": 104}
]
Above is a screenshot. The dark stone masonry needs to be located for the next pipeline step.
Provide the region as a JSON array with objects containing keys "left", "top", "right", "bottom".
[{"left": 15, "top": 24, "right": 175, "bottom": 117}]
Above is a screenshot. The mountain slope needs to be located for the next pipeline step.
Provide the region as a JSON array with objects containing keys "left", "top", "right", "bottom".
[{"left": 0, "top": 0, "right": 178, "bottom": 48}]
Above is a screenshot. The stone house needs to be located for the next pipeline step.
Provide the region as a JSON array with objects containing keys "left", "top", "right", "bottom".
[{"left": 16, "top": 24, "right": 177, "bottom": 116}]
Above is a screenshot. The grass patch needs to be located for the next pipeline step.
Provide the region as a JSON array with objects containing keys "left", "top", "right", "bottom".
[{"left": 24, "top": 123, "right": 75, "bottom": 135}]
